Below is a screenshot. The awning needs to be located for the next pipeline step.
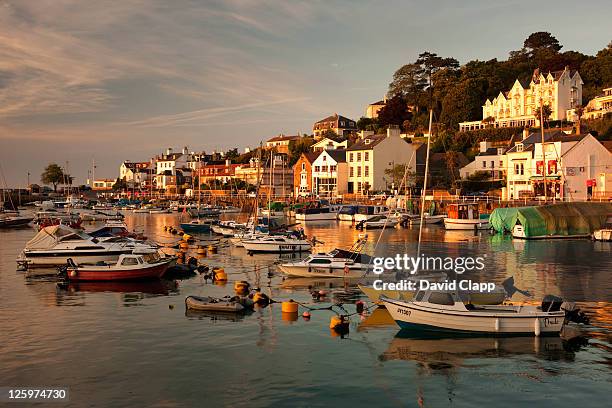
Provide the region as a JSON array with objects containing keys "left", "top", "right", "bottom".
[{"left": 529, "top": 175, "right": 560, "bottom": 181}]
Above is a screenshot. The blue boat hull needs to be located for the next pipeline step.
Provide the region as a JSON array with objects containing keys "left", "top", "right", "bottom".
[{"left": 180, "top": 223, "right": 211, "bottom": 233}]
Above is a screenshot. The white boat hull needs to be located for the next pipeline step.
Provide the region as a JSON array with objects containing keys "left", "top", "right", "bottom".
[
  {"left": 407, "top": 215, "right": 446, "bottom": 225},
  {"left": 594, "top": 229, "right": 612, "bottom": 241},
  {"left": 19, "top": 251, "right": 127, "bottom": 268},
  {"left": 512, "top": 224, "right": 590, "bottom": 240},
  {"left": 444, "top": 218, "right": 490, "bottom": 230},
  {"left": 295, "top": 213, "right": 337, "bottom": 221},
  {"left": 382, "top": 297, "right": 564, "bottom": 335},
  {"left": 242, "top": 241, "right": 311, "bottom": 253},
  {"left": 278, "top": 264, "right": 364, "bottom": 278}
]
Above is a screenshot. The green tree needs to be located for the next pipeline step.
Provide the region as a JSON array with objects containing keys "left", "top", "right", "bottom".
[
  {"left": 356, "top": 116, "right": 376, "bottom": 131},
  {"left": 112, "top": 177, "right": 128, "bottom": 191},
  {"left": 540, "top": 104, "right": 553, "bottom": 125},
  {"left": 41, "top": 163, "right": 64, "bottom": 192},
  {"left": 288, "top": 136, "right": 315, "bottom": 166},
  {"left": 524, "top": 32, "right": 562, "bottom": 54},
  {"left": 440, "top": 78, "right": 487, "bottom": 129},
  {"left": 225, "top": 148, "right": 239, "bottom": 160},
  {"left": 388, "top": 63, "right": 427, "bottom": 107}
]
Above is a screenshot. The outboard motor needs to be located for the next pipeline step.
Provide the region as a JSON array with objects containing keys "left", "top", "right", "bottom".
[
  {"left": 541, "top": 295, "right": 563, "bottom": 312},
  {"left": 562, "top": 301, "right": 591, "bottom": 325}
]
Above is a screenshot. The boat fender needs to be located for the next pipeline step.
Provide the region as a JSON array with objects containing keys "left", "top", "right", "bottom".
[
  {"left": 253, "top": 292, "right": 270, "bottom": 305},
  {"left": 178, "top": 231, "right": 184, "bottom": 236},
  {"left": 69, "top": 270, "right": 77, "bottom": 278},
  {"left": 234, "top": 280, "right": 250, "bottom": 294},
  {"left": 534, "top": 319, "right": 541, "bottom": 336},
  {"left": 494, "top": 318, "right": 500, "bottom": 332},
  {"left": 171, "top": 229, "right": 178, "bottom": 235}
]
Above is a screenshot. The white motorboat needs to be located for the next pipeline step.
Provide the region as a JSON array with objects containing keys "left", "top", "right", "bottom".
[
  {"left": 405, "top": 213, "right": 446, "bottom": 226},
  {"left": 34, "top": 209, "right": 79, "bottom": 223},
  {"left": 294, "top": 206, "right": 339, "bottom": 221},
  {"left": 278, "top": 237, "right": 371, "bottom": 277},
  {"left": 362, "top": 215, "right": 398, "bottom": 229},
  {"left": 229, "top": 231, "right": 268, "bottom": 247},
  {"left": 81, "top": 210, "right": 124, "bottom": 222},
  {"left": 593, "top": 227, "right": 612, "bottom": 241},
  {"left": 443, "top": 203, "right": 490, "bottom": 230},
  {"left": 381, "top": 289, "right": 567, "bottom": 336},
  {"left": 242, "top": 235, "right": 312, "bottom": 253},
  {"left": 149, "top": 208, "right": 171, "bottom": 214},
  {"left": 354, "top": 205, "right": 388, "bottom": 222},
  {"left": 16, "top": 225, "right": 155, "bottom": 268},
  {"left": 211, "top": 221, "right": 247, "bottom": 237}
]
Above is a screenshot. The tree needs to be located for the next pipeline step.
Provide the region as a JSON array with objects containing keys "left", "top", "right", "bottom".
[
  {"left": 439, "top": 78, "right": 487, "bottom": 129},
  {"left": 540, "top": 104, "right": 552, "bottom": 126},
  {"left": 225, "top": 148, "right": 239, "bottom": 160},
  {"left": 112, "top": 177, "right": 128, "bottom": 191},
  {"left": 356, "top": 116, "right": 376, "bottom": 131},
  {"left": 388, "top": 63, "right": 427, "bottom": 107},
  {"left": 288, "top": 136, "right": 315, "bottom": 166},
  {"left": 376, "top": 96, "right": 413, "bottom": 129},
  {"left": 41, "top": 163, "right": 64, "bottom": 192},
  {"left": 524, "top": 32, "right": 562, "bottom": 54}
]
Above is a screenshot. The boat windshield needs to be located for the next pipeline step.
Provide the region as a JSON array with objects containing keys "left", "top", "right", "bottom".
[{"left": 141, "top": 252, "right": 161, "bottom": 263}]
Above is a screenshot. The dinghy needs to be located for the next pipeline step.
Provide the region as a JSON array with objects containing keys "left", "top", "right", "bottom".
[{"left": 185, "top": 295, "right": 246, "bottom": 312}]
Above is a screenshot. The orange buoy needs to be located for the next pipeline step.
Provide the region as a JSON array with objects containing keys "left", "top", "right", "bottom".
[
  {"left": 234, "top": 280, "right": 250, "bottom": 295},
  {"left": 281, "top": 300, "right": 298, "bottom": 313},
  {"left": 213, "top": 267, "right": 227, "bottom": 281},
  {"left": 282, "top": 311, "right": 298, "bottom": 322},
  {"left": 329, "top": 315, "right": 342, "bottom": 329}
]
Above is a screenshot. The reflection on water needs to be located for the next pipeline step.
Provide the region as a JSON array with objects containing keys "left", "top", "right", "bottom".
[{"left": 1, "top": 212, "right": 611, "bottom": 407}]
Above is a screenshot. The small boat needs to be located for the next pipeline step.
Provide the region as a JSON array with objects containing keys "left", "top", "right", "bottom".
[
  {"left": 61, "top": 252, "right": 173, "bottom": 281},
  {"left": 188, "top": 208, "right": 221, "bottom": 218},
  {"left": 361, "top": 215, "right": 398, "bottom": 229},
  {"left": 149, "top": 208, "right": 171, "bottom": 214},
  {"left": 219, "top": 206, "right": 241, "bottom": 214},
  {"left": 211, "top": 220, "right": 247, "bottom": 236},
  {"left": 0, "top": 214, "right": 33, "bottom": 228},
  {"left": 443, "top": 203, "right": 490, "bottom": 230},
  {"left": 294, "top": 206, "right": 339, "bottom": 221},
  {"left": 404, "top": 213, "right": 446, "bottom": 226},
  {"left": 81, "top": 210, "right": 124, "bottom": 221},
  {"left": 381, "top": 289, "right": 567, "bottom": 335},
  {"left": 278, "top": 237, "right": 371, "bottom": 277},
  {"left": 180, "top": 219, "right": 212, "bottom": 233},
  {"left": 229, "top": 231, "right": 268, "bottom": 247},
  {"left": 242, "top": 235, "right": 312, "bottom": 253},
  {"left": 185, "top": 295, "right": 245, "bottom": 312},
  {"left": 353, "top": 205, "right": 388, "bottom": 222},
  {"left": 593, "top": 227, "right": 612, "bottom": 241}
]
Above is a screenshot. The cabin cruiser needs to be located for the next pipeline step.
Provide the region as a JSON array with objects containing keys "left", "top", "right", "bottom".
[
  {"left": 278, "top": 237, "right": 371, "bottom": 277},
  {"left": 211, "top": 220, "right": 248, "bottom": 236},
  {"left": 17, "top": 225, "right": 156, "bottom": 268},
  {"left": 0, "top": 213, "right": 33, "bottom": 228},
  {"left": 80, "top": 210, "right": 124, "bottom": 221},
  {"left": 294, "top": 204, "right": 344, "bottom": 221},
  {"left": 353, "top": 205, "right": 388, "bottom": 222},
  {"left": 443, "top": 203, "right": 490, "bottom": 230},
  {"left": 358, "top": 215, "right": 399, "bottom": 229}
]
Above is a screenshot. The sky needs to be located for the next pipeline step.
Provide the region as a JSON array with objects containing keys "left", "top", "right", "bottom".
[{"left": 0, "top": 0, "right": 610, "bottom": 186}]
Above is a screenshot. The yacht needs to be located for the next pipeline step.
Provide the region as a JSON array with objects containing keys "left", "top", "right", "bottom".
[
  {"left": 242, "top": 235, "right": 312, "bottom": 253},
  {"left": 17, "top": 225, "right": 155, "bottom": 268}
]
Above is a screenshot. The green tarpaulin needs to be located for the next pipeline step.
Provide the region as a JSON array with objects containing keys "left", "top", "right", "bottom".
[{"left": 490, "top": 202, "right": 612, "bottom": 237}]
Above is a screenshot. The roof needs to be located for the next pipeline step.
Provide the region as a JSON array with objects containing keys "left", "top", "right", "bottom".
[
  {"left": 369, "top": 100, "right": 385, "bottom": 106},
  {"left": 477, "top": 147, "right": 504, "bottom": 156},
  {"left": 314, "top": 114, "right": 356, "bottom": 127},
  {"left": 326, "top": 149, "right": 347, "bottom": 163},
  {"left": 506, "top": 130, "right": 575, "bottom": 153},
  {"left": 602, "top": 141, "right": 612, "bottom": 154},
  {"left": 160, "top": 153, "right": 183, "bottom": 161},
  {"left": 347, "top": 135, "right": 386, "bottom": 151},
  {"left": 267, "top": 134, "right": 300, "bottom": 143}
]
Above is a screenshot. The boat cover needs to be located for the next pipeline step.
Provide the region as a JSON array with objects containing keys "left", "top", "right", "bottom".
[
  {"left": 25, "top": 225, "right": 90, "bottom": 250},
  {"left": 489, "top": 202, "right": 612, "bottom": 237}
]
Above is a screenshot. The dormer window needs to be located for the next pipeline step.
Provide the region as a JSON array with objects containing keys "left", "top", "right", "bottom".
[
  {"left": 364, "top": 139, "right": 371, "bottom": 144},
  {"left": 516, "top": 143, "right": 524, "bottom": 152}
]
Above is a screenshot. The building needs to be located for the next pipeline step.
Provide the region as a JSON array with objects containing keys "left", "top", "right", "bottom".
[
  {"left": 234, "top": 158, "right": 263, "bottom": 186},
  {"left": 156, "top": 147, "right": 190, "bottom": 176},
  {"left": 310, "top": 137, "right": 348, "bottom": 152},
  {"left": 460, "top": 142, "right": 507, "bottom": 180},
  {"left": 346, "top": 126, "right": 422, "bottom": 194},
  {"left": 365, "top": 98, "right": 386, "bottom": 119},
  {"left": 504, "top": 130, "right": 611, "bottom": 200},
  {"left": 92, "top": 179, "right": 115, "bottom": 191},
  {"left": 196, "top": 161, "right": 241, "bottom": 184},
  {"left": 567, "top": 87, "right": 612, "bottom": 121},
  {"left": 119, "top": 161, "right": 151, "bottom": 188},
  {"left": 234, "top": 156, "right": 292, "bottom": 196},
  {"left": 459, "top": 67, "right": 583, "bottom": 131},
  {"left": 265, "top": 135, "right": 300, "bottom": 154},
  {"left": 311, "top": 149, "right": 348, "bottom": 197},
  {"left": 293, "top": 152, "right": 319, "bottom": 197},
  {"left": 313, "top": 114, "right": 357, "bottom": 138}
]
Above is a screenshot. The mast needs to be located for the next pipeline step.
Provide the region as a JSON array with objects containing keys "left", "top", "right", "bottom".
[
  {"left": 268, "top": 150, "right": 273, "bottom": 227},
  {"left": 417, "top": 109, "right": 434, "bottom": 258},
  {"left": 540, "top": 99, "right": 547, "bottom": 203}
]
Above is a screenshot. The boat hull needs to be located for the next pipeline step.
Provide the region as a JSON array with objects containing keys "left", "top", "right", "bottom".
[
  {"left": 180, "top": 223, "right": 211, "bottom": 233},
  {"left": 66, "top": 261, "right": 171, "bottom": 281},
  {"left": 594, "top": 229, "right": 612, "bottom": 241},
  {"left": 512, "top": 224, "right": 590, "bottom": 239},
  {"left": 382, "top": 297, "right": 564, "bottom": 335},
  {"left": 444, "top": 218, "right": 490, "bottom": 230},
  {"left": 358, "top": 284, "right": 506, "bottom": 305},
  {"left": 242, "top": 241, "right": 311, "bottom": 253},
  {"left": 295, "top": 213, "right": 337, "bottom": 221},
  {"left": 278, "top": 264, "right": 364, "bottom": 278},
  {"left": 19, "top": 250, "right": 129, "bottom": 268}
]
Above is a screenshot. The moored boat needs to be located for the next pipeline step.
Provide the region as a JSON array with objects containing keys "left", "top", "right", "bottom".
[
  {"left": 242, "top": 235, "right": 312, "bottom": 253},
  {"left": 443, "top": 203, "right": 490, "bottom": 230},
  {"left": 185, "top": 295, "right": 246, "bottom": 312},
  {"left": 381, "top": 290, "right": 567, "bottom": 335},
  {"left": 61, "top": 252, "right": 173, "bottom": 281}
]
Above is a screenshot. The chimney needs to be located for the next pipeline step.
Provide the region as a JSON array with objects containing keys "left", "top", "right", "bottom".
[
  {"left": 166, "top": 147, "right": 173, "bottom": 156},
  {"left": 387, "top": 125, "right": 400, "bottom": 138},
  {"left": 522, "top": 127, "right": 530, "bottom": 140},
  {"left": 480, "top": 141, "right": 492, "bottom": 153},
  {"left": 182, "top": 146, "right": 188, "bottom": 155}
]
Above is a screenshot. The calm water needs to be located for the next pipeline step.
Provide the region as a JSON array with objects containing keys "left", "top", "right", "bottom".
[{"left": 1, "top": 213, "right": 611, "bottom": 407}]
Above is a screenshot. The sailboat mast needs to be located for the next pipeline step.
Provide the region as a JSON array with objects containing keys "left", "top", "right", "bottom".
[{"left": 417, "top": 109, "right": 434, "bottom": 257}]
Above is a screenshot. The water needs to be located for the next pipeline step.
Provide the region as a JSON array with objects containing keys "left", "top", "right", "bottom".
[{"left": 1, "top": 213, "right": 611, "bottom": 407}]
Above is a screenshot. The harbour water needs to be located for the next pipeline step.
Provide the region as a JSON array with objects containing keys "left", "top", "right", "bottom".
[{"left": 1, "top": 213, "right": 611, "bottom": 407}]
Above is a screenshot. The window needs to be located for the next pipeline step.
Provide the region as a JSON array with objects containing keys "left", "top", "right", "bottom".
[
  {"left": 330, "top": 165, "right": 337, "bottom": 172},
  {"left": 309, "top": 258, "right": 332, "bottom": 265},
  {"left": 301, "top": 163, "right": 305, "bottom": 171},
  {"left": 357, "top": 167, "right": 361, "bottom": 177},
  {"left": 428, "top": 292, "right": 455, "bottom": 306},
  {"left": 322, "top": 155, "right": 326, "bottom": 161},
  {"left": 314, "top": 166, "right": 320, "bottom": 172},
  {"left": 349, "top": 167, "right": 354, "bottom": 177},
  {"left": 357, "top": 182, "right": 362, "bottom": 192},
  {"left": 365, "top": 166, "right": 369, "bottom": 177},
  {"left": 349, "top": 153, "right": 354, "bottom": 162},
  {"left": 121, "top": 257, "right": 139, "bottom": 266},
  {"left": 365, "top": 152, "right": 369, "bottom": 161},
  {"left": 491, "top": 161, "right": 495, "bottom": 168},
  {"left": 499, "top": 161, "right": 503, "bottom": 167},
  {"left": 357, "top": 152, "right": 361, "bottom": 161},
  {"left": 482, "top": 161, "right": 487, "bottom": 168}
]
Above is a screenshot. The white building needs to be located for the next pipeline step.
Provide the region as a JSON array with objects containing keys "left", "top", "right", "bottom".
[
  {"left": 567, "top": 87, "right": 612, "bottom": 121},
  {"left": 346, "top": 126, "right": 422, "bottom": 194},
  {"left": 311, "top": 137, "right": 348, "bottom": 152},
  {"left": 505, "top": 131, "right": 612, "bottom": 200},
  {"left": 311, "top": 149, "right": 348, "bottom": 197},
  {"left": 460, "top": 67, "right": 583, "bottom": 131},
  {"left": 460, "top": 141, "right": 506, "bottom": 180}
]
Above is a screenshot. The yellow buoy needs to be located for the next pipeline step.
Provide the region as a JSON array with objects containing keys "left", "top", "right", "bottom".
[
  {"left": 213, "top": 267, "right": 227, "bottom": 281},
  {"left": 329, "top": 315, "right": 342, "bottom": 329},
  {"left": 196, "top": 246, "right": 207, "bottom": 255},
  {"left": 182, "top": 233, "right": 192, "bottom": 242},
  {"left": 281, "top": 300, "right": 298, "bottom": 314},
  {"left": 207, "top": 245, "right": 217, "bottom": 254},
  {"left": 234, "top": 280, "right": 250, "bottom": 294},
  {"left": 179, "top": 242, "right": 189, "bottom": 251}
]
